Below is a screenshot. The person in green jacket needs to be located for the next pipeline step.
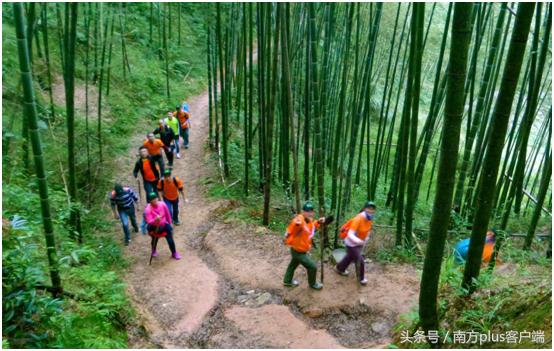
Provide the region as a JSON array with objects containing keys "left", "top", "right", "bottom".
[{"left": 165, "top": 110, "right": 181, "bottom": 159}]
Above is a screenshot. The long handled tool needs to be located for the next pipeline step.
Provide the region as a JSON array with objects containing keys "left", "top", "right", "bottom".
[
  {"left": 319, "top": 215, "right": 334, "bottom": 283},
  {"left": 149, "top": 236, "right": 159, "bottom": 265}
]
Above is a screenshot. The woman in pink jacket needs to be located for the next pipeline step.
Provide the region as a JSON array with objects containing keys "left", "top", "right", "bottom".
[{"left": 144, "top": 192, "right": 181, "bottom": 259}]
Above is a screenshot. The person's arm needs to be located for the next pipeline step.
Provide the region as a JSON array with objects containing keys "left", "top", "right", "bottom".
[
  {"left": 157, "top": 180, "right": 164, "bottom": 199},
  {"left": 176, "top": 178, "right": 188, "bottom": 203},
  {"left": 163, "top": 202, "right": 173, "bottom": 226},
  {"left": 133, "top": 160, "right": 140, "bottom": 178},
  {"left": 109, "top": 195, "right": 119, "bottom": 219},
  {"left": 346, "top": 229, "right": 364, "bottom": 245}
]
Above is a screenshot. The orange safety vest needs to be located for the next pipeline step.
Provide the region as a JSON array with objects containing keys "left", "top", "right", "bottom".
[
  {"left": 339, "top": 212, "right": 372, "bottom": 240},
  {"left": 284, "top": 214, "right": 320, "bottom": 253}
]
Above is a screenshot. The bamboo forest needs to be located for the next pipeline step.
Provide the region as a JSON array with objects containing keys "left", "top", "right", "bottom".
[{"left": 2, "top": 2, "right": 552, "bottom": 349}]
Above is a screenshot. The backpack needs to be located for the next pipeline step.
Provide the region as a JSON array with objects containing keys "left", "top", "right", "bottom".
[{"left": 339, "top": 219, "right": 354, "bottom": 239}]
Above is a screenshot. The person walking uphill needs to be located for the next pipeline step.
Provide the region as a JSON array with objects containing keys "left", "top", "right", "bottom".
[
  {"left": 110, "top": 183, "right": 139, "bottom": 246},
  {"left": 133, "top": 146, "right": 160, "bottom": 201},
  {"left": 166, "top": 110, "right": 181, "bottom": 158},
  {"left": 143, "top": 132, "right": 166, "bottom": 175},
  {"left": 153, "top": 119, "right": 176, "bottom": 168},
  {"left": 283, "top": 201, "right": 327, "bottom": 290},
  {"left": 176, "top": 102, "right": 191, "bottom": 149},
  {"left": 157, "top": 169, "right": 188, "bottom": 225},
  {"left": 144, "top": 192, "right": 182, "bottom": 260},
  {"left": 335, "top": 201, "right": 376, "bottom": 285}
]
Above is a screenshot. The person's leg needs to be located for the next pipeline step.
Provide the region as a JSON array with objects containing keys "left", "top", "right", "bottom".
[
  {"left": 174, "top": 134, "right": 180, "bottom": 154},
  {"left": 351, "top": 246, "right": 364, "bottom": 281},
  {"left": 172, "top": 199, "right": 179, "bottom": 223},
  {"left": 162, "top": 224, "right": 177, "bottom": 253},
  {"left": 143, "top": 180, "right": 152, "bottom": 201},
  {"left": 119, "top": 210, "right": 131, "bottom": 244},
  {"left": 284, "top": 249, "right": 300, "bottom": 284},
  {"left": 141, "top": 213, "right": 147, "bottom": 235},
  {"left": 153, "top": 154, "right": 165, "bottom": 175},
  {"left": 336, "top": 246, "right": 356, "bottom": 273},
  {"left": 163, "top": 198, "right": 174, "bottom": 219},
  {"left": 127, "top": 206, "right": 139, "bottom": 232},
  {"left": 147, "top": 181, "right": 159, "bottom": 197},
  {"left": 296, "top": 251, "right": 318, "bottom": 287},
  {"left": 165, "top": 147, "right": 174, "bottom": 167},
  {"left": 184, "top": 128, "right": 189, "bottom": 148}
]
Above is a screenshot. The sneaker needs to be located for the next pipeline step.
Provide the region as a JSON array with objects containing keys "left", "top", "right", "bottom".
[
  {"left": 283, "top": 279, "right": 299, "bottom": 287},
  {"left": 176, "top": 153, "right": 181, "bottom": 159},
  {"left": 310, "top": 282, "right": 323, "bottom": 290},
  {"left": 133, "top": 227, "right": 139, "bottom": 233},
  {"left": 184, "top": 145, "right": 189, "bottom": 149},
  {"left": 151, "top": 250, "right": 158, "bottom": 257},
  {"left": 359, "top": 278, "right": 368, "bottom": 286},
  {"left": 335, "top": 266, "right": 349, "bottom": 276},
  {"left": 174, "top": 221, "right": 181, "bottom": 226},
  {"left": 172, "top": 252, "right": 182, "bottom": 260},
  {"left": 124, "top": 240, "right": 130, "bottom": 246}
]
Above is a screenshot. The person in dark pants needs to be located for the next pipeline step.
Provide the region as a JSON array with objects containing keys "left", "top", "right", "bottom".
[
  {"left": 283, "top": 201, "right": 327, "bottom": 290},
  {"left": 144, "top": 192, "right": 181, "bottom": 260},
  {"left": 109, "top": 183, "right": 139, "bottom": 245},
  {"left": 335, "top": 201, "right": 376, "bottom": 285},
  {"left": 133, "top": 146, "right": 160, "bottom": 201},
  {"left": 153, "top": 119, "right": 176, "bottom": 168},
  {"left": 157, "top": 169, "right": 188, "bottom": 225}
]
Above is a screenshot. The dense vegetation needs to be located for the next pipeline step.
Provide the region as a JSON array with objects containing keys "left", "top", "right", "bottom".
[
  {"left": 2, "top": 3, "right": 207, "bottom": 347},
  {"left": 2, "top": 2, "right": 552, "bottom": 349},
  {"left": 206, "top": 2, "right": 551, "bottom": 346}
]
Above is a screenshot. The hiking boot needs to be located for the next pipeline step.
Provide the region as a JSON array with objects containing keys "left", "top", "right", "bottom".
[
  {"left": 283, "top": 279, "right": 299, "bottom": 287},
  {"left": 335, "top": 266, "right": 349, "bottom": 276},
  {"left": 310, "top": 282, "right": 323, "bottom": 290},
  {"left": 172, "top": 252, "right": 182, "bottom": 260},
  {"left": 151, "top": 250, "right": 158, "bottom": 257},
  {"left": 359, "top": 278, "right": 368, "bottom": 286},
  {"left": 176, "top": 153, "right": 181, "bottom": 159}
]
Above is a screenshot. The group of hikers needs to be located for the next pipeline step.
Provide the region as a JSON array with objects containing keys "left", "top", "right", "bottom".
[
  {"left": 283, "top": 200, "right": 377, "bottom": 290},
  {"left": 108, "top": 99, "right": 496, "bottom": 290},
  {"left": 109, "top": 102, "right": 191, "bottom": 260}
]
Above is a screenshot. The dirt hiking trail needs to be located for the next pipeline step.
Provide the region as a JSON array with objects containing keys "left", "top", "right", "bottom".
[{"left": 115, "top": 87, "right": 420, "bottom": 348}]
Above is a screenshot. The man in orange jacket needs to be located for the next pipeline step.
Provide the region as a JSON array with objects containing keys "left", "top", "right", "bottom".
[{"left": 283, "top": 201, "right": 327, "bottom": 290}]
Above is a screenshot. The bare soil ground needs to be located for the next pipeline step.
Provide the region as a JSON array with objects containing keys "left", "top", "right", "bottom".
[{"left": 109, "top": 86, "right": 420, "bottom": 348}]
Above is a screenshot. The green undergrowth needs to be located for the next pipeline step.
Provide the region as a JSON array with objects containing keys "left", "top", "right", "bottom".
[
  {"left": 390, "top": 251, "right": 552, "bottom": 349},
  {"left": 2, "top": 3, "right": 208, "bottom": 348}
]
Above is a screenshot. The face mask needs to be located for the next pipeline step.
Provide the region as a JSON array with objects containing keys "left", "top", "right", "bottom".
[{"left": 366, "top": 213, "right": 374, "bottom": 221}]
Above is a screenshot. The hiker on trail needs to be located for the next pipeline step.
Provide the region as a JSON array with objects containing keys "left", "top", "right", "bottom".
[
  {"left": 335, "top": 201, "right": 377, "bottom": 286},
  {"left": 109, "top": 183, "right": 139, "bottom": 246},
  {"left": 454, "top": 229, "right": 497, "bottom": 265},
  {"left": 165, "top": 110, "right": 181, "bottom": 159},
  {"left": 133, "top": 146, "right": 160, "bottom": 201},
  {"left": 153, "top": 119, "right": 176, "bottom": 168},
  {"left": 157, "top": 169, "right": 188, "bottom": 225},
  {"left": 144, "top": 192, "right": 181, "bottom": 260},
  {"left": 143, "top": 132, "right": 166, "bottom": 175},
  {"left": 283, "top": 201, "right": 326, "bottom": 290},
  {"left": 176, "top": 102, "right": 191, "bottom": 149}
]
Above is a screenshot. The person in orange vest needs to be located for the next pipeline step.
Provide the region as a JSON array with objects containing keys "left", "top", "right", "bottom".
[
  {"left": 133, "top": 146, "right": 160, "bottom": 201},
  {"left": 143, "top": 132, "right": 166, "bottom": 175},
  {"left": 157, "top": 169, "right": 188, "bottom": 225},
  {"left": 335, "top": 201, "right": 376, "bottom": 285},
  {"left": 283, "top": 201, "right": 327, "bottom": 290},
  {"left": 175, "top": 102, "right": 191, "bottom": 149}
]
